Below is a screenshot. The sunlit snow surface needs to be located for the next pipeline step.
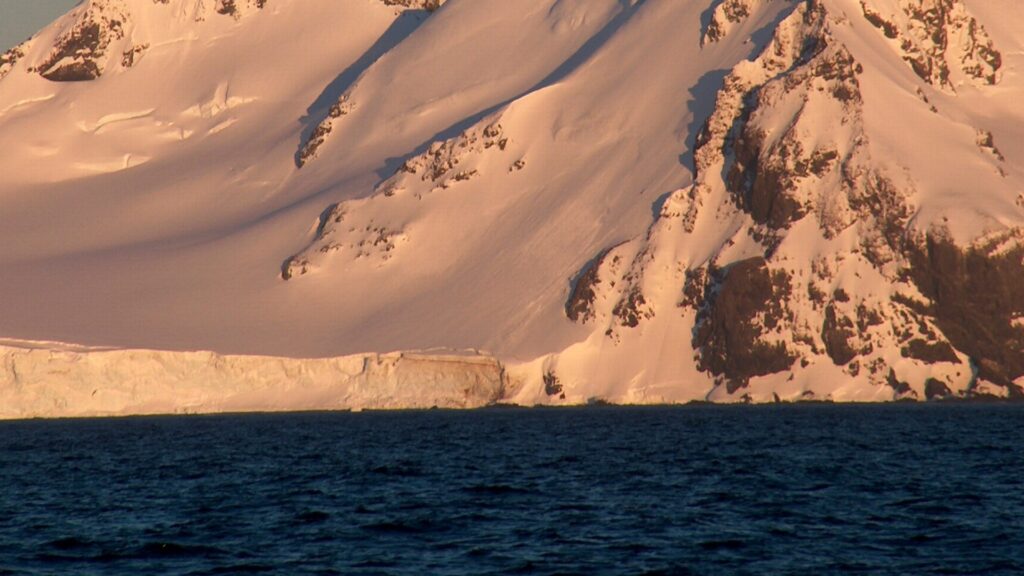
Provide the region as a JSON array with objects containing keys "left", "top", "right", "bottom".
[{"left": 1, "top": 0, "right": 1022, "bottom": 414}]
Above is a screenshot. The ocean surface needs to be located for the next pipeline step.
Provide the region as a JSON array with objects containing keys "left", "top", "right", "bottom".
[{"left": 1, "top": 404, "right": 1022, "bottom": 575}]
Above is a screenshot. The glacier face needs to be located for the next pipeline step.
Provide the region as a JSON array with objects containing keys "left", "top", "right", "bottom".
[
  {"left": 0, "top": 342, "right": 507, "bottom": 419},
  {"left": 0, "top": 0, "right": 1022, "bottom": 414}
]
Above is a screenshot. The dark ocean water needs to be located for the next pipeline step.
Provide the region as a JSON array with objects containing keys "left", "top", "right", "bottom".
[{"left": 1, "top": 404, "right": 1023, "bottom": 575}]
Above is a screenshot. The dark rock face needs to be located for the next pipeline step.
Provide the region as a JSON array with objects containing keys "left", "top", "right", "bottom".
[
  {"left": 612, "top": 287, "right": 649, "bottom": 329},
  {"left": 726, "top": 39, "right": 863, "bottom": 233},
  {"left": 121, "top": 44, "right": 147, "bottom": 68},
  {"left": 861, "top": 3, "right": 899, "bottom": 38},
  {"left": 847, "top": 172, "right": 914, "bottom": 266},
  {"left": 296, "top": 98, "right": 352, "bottom": 167},
  {"left": 730, "top": 128, "right": 807, "bottom": 230},
  {"left": 543, "top": 371, "right": 564, "bottom": 398},
  {"left": 382, "top": 0, "right": 445, "bottom": 11},
  {"left": 38, "top": 21, "right": 112, "bottom": 82},
  {"left": 42, "top": 61, "right": 102, "bottom": 82},
  {"left": 703, "top": 0, "right": 754, "bottom": 45},
  {"left": 680, "top": 267, "right": 708, "bottom": 309},
  {"left": 695, "top": 258, "right": 796, "bottom": 390},
  {"left": 216, "top": 0, "right": 237, "bottom": 14},
  {"left": 216, "top": 0, "right": 268, "bottom": 16},
  {"left": 887, "top": 369, "right": 914, "bottom": 396},
  {"left": 906, "top": 232, "right": 1024, "bottom": 386},
  {"left": 566, "top": 250, "right": 609, "bottom": 324},
  {"left": 861, "top": 0, "right": 1002, "bottom": 88},
  {"left": 902, "top": 338, "right": 959, "bottom": 364},
  {"left": 924, "top": 378, "right": 953, "bottom": 400},
  {"left": 0, "top": 44, "right": 27, "bottom": 81},
  {"left": 822, "top": 304, "right": 858, "bottom": 365}
]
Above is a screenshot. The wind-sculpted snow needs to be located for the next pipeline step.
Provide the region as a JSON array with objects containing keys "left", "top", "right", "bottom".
[
  {"left": 0, "top": 0, "right": 1022, "bottom": 415},
  {"left": 0, "top": 342, "right": 507, "bottom": 419}
]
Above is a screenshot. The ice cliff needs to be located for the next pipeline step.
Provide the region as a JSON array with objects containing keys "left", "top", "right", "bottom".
[{"left": 0, "top": 342, "right": 506, "bottom": 419}]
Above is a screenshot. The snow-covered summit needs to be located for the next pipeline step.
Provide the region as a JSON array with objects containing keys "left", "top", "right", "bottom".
[
  {"left": 2, "top": 0, "right": 261, "bottom": 83},
  {"left": 0, "top": 0, "right": 1022, "bottom": 415}
]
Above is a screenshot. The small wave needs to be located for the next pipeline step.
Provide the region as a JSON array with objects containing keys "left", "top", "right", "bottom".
[
  {"left": 637, "top": 566, "right": 696, "bottom": 576},
  {"left": 190, "top": 565, "right": 275, "bottom": 575},
  {"left": 131, "top": 541, "right": 229, "bottom": 559},
  {"left": 361, "top": 518, "right": 439, "bottom": 534},
  {"left": 462, "top": 484, "right": 531, "bottom": 496},
  {"left": 294, "top": 510, "right": 330, "bottom": 524},
  {"left": 698, "top": 539, "right": 746, "bottom": 551},
  {"left": 46, "top": 536, "right": 94, "bottom": 550},
  {"left": 351, "top": 558, "right": 398, "bottom": 569},
  {"left": 606, "top": 542, "right": 657, "bottom": 555},
  {"left": 39, "top": 541, "right": 231, "bottom": 569},
  {"left": 369, "top": 464, "right": 422, "bottom": 477}
]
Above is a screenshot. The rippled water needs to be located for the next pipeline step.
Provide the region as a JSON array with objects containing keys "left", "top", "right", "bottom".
[{"left": 1, "top": 404, "right": 1023, "bottom": 575}]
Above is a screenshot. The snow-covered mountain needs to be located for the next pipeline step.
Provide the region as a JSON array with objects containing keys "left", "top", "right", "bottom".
[{"left": 1, "top": 0, "right": 1022, "bottom": 416}]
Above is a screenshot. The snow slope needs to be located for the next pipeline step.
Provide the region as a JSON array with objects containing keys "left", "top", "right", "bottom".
[{"left": 0, "top": 0, "right": 1022, "bottom": 415}]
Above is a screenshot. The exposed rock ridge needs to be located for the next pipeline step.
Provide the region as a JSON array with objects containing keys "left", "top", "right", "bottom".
[
  {"left": 1, "top": 0, "right": 272, "bottom": 83},
  {"left": 565, "top": 0, "right": 1021, "bottom": 401},
  {"left": 859, "top": 0, "right": 1002, "bottom": 88},
  {"left": 33, "top": 0, "right": 131, "bottom": 81},
  {"left": 296, "top": 1, "right": 448, "bottom": 167},
  {"left": 703, "top": 0, "right": 773, "bottom": 46},
  {"left": 381, "top": 0, "right": 447, "bottom": 11},
  {"left": 0, "top": 42, "right": 30, "bottom": 82},
  {"left": 296, "top": 95, "right": 354, "bottom": 168},
  {"left": 215, "top": 0, "right": 268, "bottom": 18},
  {"left": 284, "top": 120, "right": 515, "bottom": 279}
]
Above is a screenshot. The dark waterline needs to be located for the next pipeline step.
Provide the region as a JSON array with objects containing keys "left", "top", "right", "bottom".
[{"left": 1, "top": 404, "right": 1023, "bottom": 575}]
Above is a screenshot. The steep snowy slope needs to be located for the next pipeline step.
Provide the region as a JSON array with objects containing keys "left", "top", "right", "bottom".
[
  {"left": 550, "top": 0, "right": 1024, "bottom": 404},
  {"left": 0, "top": 0, "right": 1022, "bottom": 414}
]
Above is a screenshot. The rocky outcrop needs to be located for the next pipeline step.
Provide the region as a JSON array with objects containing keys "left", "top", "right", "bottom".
[
  {"left": 295, "top": 1, "right": 447, "bottom": 167},
  {"left": 694, "top": 258, "right": 797, "bottom": 391},
  {"left": 860, "top": 0, "right": 1002, "bottom": 88},
  {"left": 727, "top": 42, "right": 864, "bottom": 235},
  {"left": 284, "top": 120, "right": 514, "bottom": 279},
  {"left": 8, "top": 0, "right": 271, "bottom": 83},
  {"left": 563, "top": 0, "right": 1015, "bottom": 401},
  {"left": 281, "top": 203, "right": 407, "bottom": 280},
  {"left": 381, "top": 0, "right": 446, "bottom": 11},
  {"left": 215, "top": 0, "right": 268, "bottom": 18},
  {"left": 296, "top": 96, "right": 354, "bottom": 167},
  {"left": 906, "top": 231, "right": 1024, "bottom": 391},
  {"left": 0, "top": 43, "right": 29, "bottom": 81},
  {"left": 566, "top": 249, "right": 612, "bottom": 324},
  {"left": 703, "top": 0, "right": 765, "bottom": 45},
  {"left": 392, "top": 122, "right": 509, "bottom": 191},
  {"left": 34, "top": 0, "right": 130, "bottom": 81}
]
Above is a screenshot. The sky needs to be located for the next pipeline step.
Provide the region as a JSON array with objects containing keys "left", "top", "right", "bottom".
[{"left": 0, "top": 0, "right": 79, "bottom": 52}]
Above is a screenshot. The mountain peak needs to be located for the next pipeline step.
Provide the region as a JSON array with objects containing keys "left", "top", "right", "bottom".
[{"left": 0, "top": 0, "right": 1021, "bottom": 407}]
